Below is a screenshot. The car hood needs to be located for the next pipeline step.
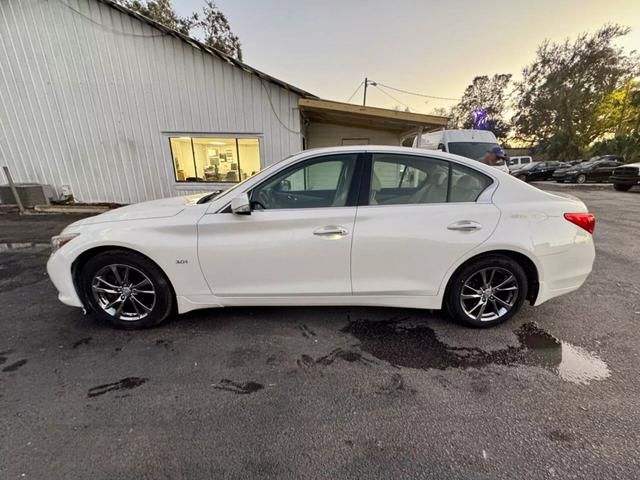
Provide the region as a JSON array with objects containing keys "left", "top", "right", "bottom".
[
  {"left": 65, "top": 194, "right": 206, "bottom": 229},
  {"left": 616, "top": 162, "right": 640, "bottom": 168}
]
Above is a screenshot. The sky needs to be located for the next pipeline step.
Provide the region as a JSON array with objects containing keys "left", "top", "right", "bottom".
[{"left": 174, "top": 0, "right": 640, "bottom": 114}]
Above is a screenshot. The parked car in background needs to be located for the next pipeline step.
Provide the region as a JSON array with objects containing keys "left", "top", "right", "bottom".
[
  {"left": 553, "top": 156, "right": 624, "bottom": 183},
  {"left": 508, "top": 161, "right": 538, "bottom": 176},
  {"left": 47, "top": 146, "right": 595, "bottom": 329},
  {"left": 564, "top": 159, "right": 584, "bottom": 166},
  {"left": 513, "top": 161, "right": 570, "bottom": 182},
  {"left": 508, "top": 156, "right": 533, "bottom": 170},
  {"left": 610, "top": 162, "right": 640, "bottom": 191}
]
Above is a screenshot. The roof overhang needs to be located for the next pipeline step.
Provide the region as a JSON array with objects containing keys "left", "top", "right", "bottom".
[{"left": 299, "top": 98, "right": 449, "bottom": 134}]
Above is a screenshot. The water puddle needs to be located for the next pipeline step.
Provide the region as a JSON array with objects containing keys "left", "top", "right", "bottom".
[
  {"left": 88, "top": 377, "right": 148, "bottom": 398},
  {"left": 342, "top": 320, "right": 610, "bottom": 385},
  {"left": 2, "top": 358, "right": 28, "bottom": 373},
  {"left": 0, "top": 242, "right": 50, "bottom": 251},
  {"left": 212, "top": 379, "right": 264, "bottom": 395}
]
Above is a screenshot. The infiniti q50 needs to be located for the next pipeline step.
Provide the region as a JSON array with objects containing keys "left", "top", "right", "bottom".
[{"left": 47, "top": 146, "right": 595, "bottom": 329}]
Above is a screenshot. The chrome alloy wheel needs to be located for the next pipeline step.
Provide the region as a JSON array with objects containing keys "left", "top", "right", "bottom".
[
  {"left": 460, "top": 267, "right": 519, "bottom": 322},
  {"left": 91, "top": 264, "right": 156, "bottom": 321}
]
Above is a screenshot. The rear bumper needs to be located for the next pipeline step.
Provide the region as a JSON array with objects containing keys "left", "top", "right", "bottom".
[{"left": 534, "top": 235, "right": 595, "bottom": 306}]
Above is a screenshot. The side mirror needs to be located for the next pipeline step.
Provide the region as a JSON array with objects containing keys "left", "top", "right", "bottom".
[{"left": 231, "top": 193, "right": 251, "bottom": 215}]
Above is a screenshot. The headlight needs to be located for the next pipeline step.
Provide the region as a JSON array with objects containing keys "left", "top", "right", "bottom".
[{"left": 51, "top": 233, "right": 79, "bottom": 254}]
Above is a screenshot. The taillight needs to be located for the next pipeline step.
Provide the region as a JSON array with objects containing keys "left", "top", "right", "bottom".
[{"left": 564, "top": 213, "right": 595, "bottom": 234}]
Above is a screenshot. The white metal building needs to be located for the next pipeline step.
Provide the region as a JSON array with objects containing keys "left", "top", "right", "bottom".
[{"left": 0, "top": 0, "right": 447, "bottom": 204}]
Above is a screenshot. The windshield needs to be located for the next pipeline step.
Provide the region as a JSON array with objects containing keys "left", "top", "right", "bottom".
[
  {"left": 447, "top": 142, "right": 500, "bottom": 162},
  {"left": 519, "top": 162, "right": 539, "bottom": 170}
]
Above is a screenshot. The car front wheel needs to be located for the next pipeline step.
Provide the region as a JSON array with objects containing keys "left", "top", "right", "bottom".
[
  {"left": 79, "top": 250, "right": 175, "bottom": 329},
  {"left": 445, "top": 256, "right": 528, "bottom": 328},
  {"left": 576, "top": 174, "right": 587, "bottom": 184}
]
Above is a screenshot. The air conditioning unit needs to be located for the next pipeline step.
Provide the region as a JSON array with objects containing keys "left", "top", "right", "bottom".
[{"left": 0, "top": 183, "right": 57, "bottom": 207}]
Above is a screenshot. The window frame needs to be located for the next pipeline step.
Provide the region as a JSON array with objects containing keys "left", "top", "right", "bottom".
[
  {"left": 357, "top": 153, "right": 495, "bottom": 207},
  {"left": 165, "top": 132, "right": 264, "bottom": 187}
]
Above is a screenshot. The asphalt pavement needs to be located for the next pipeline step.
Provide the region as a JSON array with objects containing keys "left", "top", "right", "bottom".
[{"left": 1, "top": 184, "right": 639, "bottom": 479}]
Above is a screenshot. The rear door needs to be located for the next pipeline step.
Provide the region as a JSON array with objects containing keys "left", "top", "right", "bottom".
[
  {"left": 351, "top": 153, "right": 501, "bottom": 296},
  {"left": 591, "top": 161, "right": 620, "bottom": 181}
]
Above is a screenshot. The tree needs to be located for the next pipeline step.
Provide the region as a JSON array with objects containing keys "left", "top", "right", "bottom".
[
  {"left": 590, "top": 132, "right": 640, "bottom": 163},
  {"left": 593, "top": 79, "right": 640, "bottom": 137},
  {"left": 452, "top": 74, "right": 512, "bottom": 140},
  {"left": 117, "top": 0, "right": 191, "bottom": 34},
  {"left": 116, "top": 0, "right": 243, "bottom": 61},
  {"left": 195, "top": 1, "right": 243, "bottom": 61},
  {"left": 513, "top": 25, "right": 637, "bottom": 159}
]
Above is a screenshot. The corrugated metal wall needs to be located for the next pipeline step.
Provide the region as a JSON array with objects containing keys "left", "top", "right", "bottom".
[{"left": 0, "top": 0, "right": 303, "bottom": 204}]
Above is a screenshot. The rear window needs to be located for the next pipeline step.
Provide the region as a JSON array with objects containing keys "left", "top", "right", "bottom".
[{"left": 447, "top": 142, "right": 499, "bottom": 161}]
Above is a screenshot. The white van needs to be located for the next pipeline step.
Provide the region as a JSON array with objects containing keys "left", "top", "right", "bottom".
[
  {"left": 412, "top": 129, "right": 509, "bottom": 173},
  {"left": 509, "top": 156, "right": 533, "bottom": 168}
]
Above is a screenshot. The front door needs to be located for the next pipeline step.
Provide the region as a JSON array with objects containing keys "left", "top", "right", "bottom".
[
  {"left": 351, "top": 153, "right": 501, "bottom": 296},
  {"left": 197, "top": 153, "right": 361, "bottom": 297}
]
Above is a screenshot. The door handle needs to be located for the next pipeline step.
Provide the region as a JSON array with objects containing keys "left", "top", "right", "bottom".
[
  {"left": 313, "top": 225, "right": 349, "bottom": 237},
  {"left": 447, "top": 220, "right": 483, "bottom": 231}
]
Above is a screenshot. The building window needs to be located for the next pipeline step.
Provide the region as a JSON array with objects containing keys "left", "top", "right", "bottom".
[{"left": 168, "top": 136, "right": 261, "bottom": 183}]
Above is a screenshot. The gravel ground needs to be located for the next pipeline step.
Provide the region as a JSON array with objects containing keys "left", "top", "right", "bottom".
[{"left": 1, "top": 184, "right": 639, "bottom": 479}]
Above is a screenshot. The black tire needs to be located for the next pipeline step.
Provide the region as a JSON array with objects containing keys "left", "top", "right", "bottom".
[
  {"left": 613, "top": 183, "right": 632, "bottom": 192},
  {"left": 79, "top": 250, "right": 175, "bottom": 329},
  {"left": 517, "top": 174, "right": 527, "bottom": 182},
  {"left": 445, "top": 255, "right": 528, "bottom": 328},
  {"left": 576, "top": 174, "right": 587, "bottom": 184}
]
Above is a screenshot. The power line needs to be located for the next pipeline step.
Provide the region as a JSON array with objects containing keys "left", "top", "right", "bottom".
[
  {"left": 375, "top": 81, "right": 460, "bottom": 102},
  {"left": 345, "top": 81, "right": 364, "bottom": 103},
  {"left": 259, "top": 79, "right": 301, "bottom": 135},
  {"left": 372, "top": 85, "right": 413, "bottom": 112}
]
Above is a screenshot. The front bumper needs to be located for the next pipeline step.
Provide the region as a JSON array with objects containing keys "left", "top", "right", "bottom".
[
  {"left": 610, "top": 175, "right": 640, "bottom": 186},
  {"left": 46, "top": 250, "right": 84, "bottom": 308},
  {"left": 561, "top": 173, "right": 580, "bottom": 181}
]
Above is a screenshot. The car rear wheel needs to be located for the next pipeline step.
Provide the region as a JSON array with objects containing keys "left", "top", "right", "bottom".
[
  {"left": 79, "top": 250, "right": 175, "bottom": 329},
  {"left": 445, "top": 256, "right": 528, "bottom": 328},
  {"left": 576, "top": 174, "right": 587, "bottom": 184},
  {"left": 613, "top": 183, "right": 632, "bottom": 191}
]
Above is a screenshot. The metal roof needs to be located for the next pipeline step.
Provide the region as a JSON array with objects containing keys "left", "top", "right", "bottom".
[{"left": 96, "top": 0, "right": 317, "bottom": 99}]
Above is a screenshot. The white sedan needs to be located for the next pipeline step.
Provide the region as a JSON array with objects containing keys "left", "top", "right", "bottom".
[{"left": 47, "top": 146, "right": 596, "bottom": 329}]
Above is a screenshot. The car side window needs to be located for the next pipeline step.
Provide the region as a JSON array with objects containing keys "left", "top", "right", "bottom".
[
  {"left": 370, "top": 154, "right": 449, "bottom": 205},
  {"left": 449, "top": 163, "right": 493, "bottom": 202},
  {"left": 368, "top": 154, "right": 492, "bottom": 206},
  {"left": 250, "top": 154, "right": 357, "bottom": 210}
]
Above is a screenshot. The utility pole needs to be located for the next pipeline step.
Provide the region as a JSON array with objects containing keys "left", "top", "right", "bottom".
[
  {"left": 363, "top": 77, "right": 368, "bottom": 106},
  {"left": 362, "top": 78, "right": 376, "bottom": 106}
]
